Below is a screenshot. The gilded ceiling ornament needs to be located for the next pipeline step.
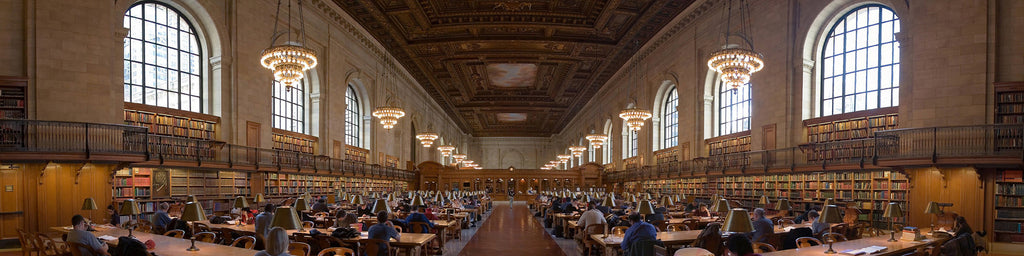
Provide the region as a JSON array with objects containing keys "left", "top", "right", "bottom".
[{"left": 494, "top": 0, "right": 533, "bottom": 11}]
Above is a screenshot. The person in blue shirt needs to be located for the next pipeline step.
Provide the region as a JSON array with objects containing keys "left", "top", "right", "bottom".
[
  {"left": 152, "top": 202, "right": 172, "bottom": 230},
  {"left": 403, "top": 206, "right": 434, "bottom": 233},
  {"left": 367, "top": 211, "right": 401, "bottom": 256},
  {"left": 621, "top": 213, "right": 657, "bottom": 252},
  {"left": 749, "top": 208, "right": 774, "bottom": 243}
]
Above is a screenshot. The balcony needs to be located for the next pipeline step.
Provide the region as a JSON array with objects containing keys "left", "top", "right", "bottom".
[
  {"left": 605, "top": 124, "right": 1024, "bottom": 182},
  {"left": 0, "top": 119, "right": 416, "bottom": 180}
]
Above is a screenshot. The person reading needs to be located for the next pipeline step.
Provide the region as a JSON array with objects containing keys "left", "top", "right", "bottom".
[
  {"left": 67, "top": 215, "right": 110, "bottom": 256},
  {"left": 367, "top": 211, "right": 401, "bottom": 256},
  {"left": 621, "top": 214, "right": 656, "bottom": 252}
]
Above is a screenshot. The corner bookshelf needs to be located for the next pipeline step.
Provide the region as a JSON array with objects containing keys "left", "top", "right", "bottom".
[
  {"left": 123, "top": 102, "right": 218, "bottom": 140},
  {"left": 0, "top": 76, "right": 27, "bottom": 119},
  {"left": 272, "top": 128, "right": 317, "bottom": 154},
  {"left": 804, "top": 107, "right": 898, "bottom": 163},
  {"left": 995, "top": 169, "right": 1024, "bottom": 243}
]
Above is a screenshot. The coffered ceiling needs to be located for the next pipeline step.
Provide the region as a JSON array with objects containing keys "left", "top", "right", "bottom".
[{"left": 333, "top": 0, "right": 695, "bottom": 137}]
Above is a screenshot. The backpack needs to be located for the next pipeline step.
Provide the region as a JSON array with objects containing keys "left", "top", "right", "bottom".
[
  {"left": 209, "top": 216, "right": 230, "bottom": 224},
  {"left": 113, "top": 236, "right": 151, "bottom": 256},
  {"left": 331, "top": 227, "right": 360, "bottom": 239},
  {"left": 552, "top": 225, "right": 564, "bottom": 237}
]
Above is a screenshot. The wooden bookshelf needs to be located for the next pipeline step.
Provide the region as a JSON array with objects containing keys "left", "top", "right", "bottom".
[
  {"left": 624, "top": 156, "right": 641, "bottom": 170},
  {"left": 707, "top": 131, "right": 751, "bottom": 156},
  {"left": 654, "top": 146, "right": 680, "bottom": 165},
  {"left": 346, "top": 145, "right": 369, "bottom": 163},
  {"left": 996, "top": 82, "right": 1024, "bottom": 124},
  {"left": 272, "top": 128, "right": 317, "bottom": 154},
  {"left": 113, "top": 167, "right": 250, "bottom": 218},
  {"left": 124, "top": 102, "right": 218, "bottom": 140},
  {"left": 0, "top": 77, "right": 27, "bottom": 119},
  {"left": 338, "top": 177, "right": 408, "bottom": 196},
  {"left": 804, "top": 108, "right": 898, "bottom": 144},
  {"left": 379, "top": 153, "right": 399, "bottom": 168},
  {"left": 264, "top": 173, "right": 336, "bottom": 196},
  {"left": 995, "top": 169, "right": 1024, "bottom": 243}
]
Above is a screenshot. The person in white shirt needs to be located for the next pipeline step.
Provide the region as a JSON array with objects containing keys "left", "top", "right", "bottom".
[{"left": 575, "top": 203, "right": 607, "bottom": 241}]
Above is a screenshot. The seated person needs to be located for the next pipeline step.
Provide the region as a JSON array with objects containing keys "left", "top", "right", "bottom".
[
  {"left": 646, "top": 207, "right": 667, "bottom": 223},
  {"left": 692, "top": 204, "right": 711, "bottom": 217},
  {"left": 403, "top": 206, "right": 434, "bottom": 233},
  {"left": 106, "top": 205, "right": 120, "bottom": 226},
  {"left": 67, "top": 215, "right": 110, "bottom": 256},
  {"left": 726, "top": 233, "right": 760, "bottom": 256},
  {"left": 368, "top": 211, "right": 401, "bottom": 255},
  {"left": 311, "top": 199, "right": 330, "bottom": 213},
  {"left": 356, "top": 203, "right": 373, "bottom": 217},
  {"left": 576, "top": 203, "right": 608, "bottom": 240},
  {"left": 332, "top": 210, "right": 359, "bottom": 229},
  {"left": 807, "top": 210, "right": 829, "bottom": 235},
  {"left": 153, "top": 202, "right": 172, "bottom": 229},
  {"left": 749, "top": 208, "right": 774, "bottom": 243},
  {"left": 256, "top": 227, "right": 291, "bottom": 256},
  {"left": 621, "top": 214, "right": 657, "bottom": 252}
]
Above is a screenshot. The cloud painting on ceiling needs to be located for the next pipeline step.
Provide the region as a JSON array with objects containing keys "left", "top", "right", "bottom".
[
  {"left": 496, "top": 113, "right": 528, "bottom": 122},
  {"left": 487, "top": 63, "right": 537, "bottom": 88}
]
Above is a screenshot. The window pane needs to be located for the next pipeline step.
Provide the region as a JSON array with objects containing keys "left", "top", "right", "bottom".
[
  {"left": 718, "top": 82, "right": 751, "bottom": 136},
  {"left": 819, "top": 5, "right": 900, "bottom": 116},
  {"left": 663, "top": 87, "right": 679, "bottom": 149},
  {"left": 346, "top": 85, "right": 362, "bottom": 147},
  {"left": 123, "top": 3, "right": 204, "bottom": 112}
]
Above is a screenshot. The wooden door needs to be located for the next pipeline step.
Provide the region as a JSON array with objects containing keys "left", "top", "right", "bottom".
[
  {"left": 0, "top": 168, "right": 22, "bottom": 238},
  {"left": 246, "top": 121, "right": 260, "bottom": 163}
]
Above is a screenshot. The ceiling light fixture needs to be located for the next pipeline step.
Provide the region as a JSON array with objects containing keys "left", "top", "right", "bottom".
[
  {"left": 437, "top": 145, "right": 455, "bottom": 157},
  {"left": 569, "top": 146, "right": 586, "bottom": 157},
  {"left": 707, "top": 0, "right": 763, "bottom": 91},
  {"left": 585, "top": 134, "right": 608, "bottom": 149},
  {"left": 619, "top": 40, "right": 652, "bottom": 132},
  {"left": 372, "top": 63, "right": 405, "bottom": 130},
  {"left": 415, "top": 133, "right": 439, "bottom": 147},
  {"left": 261, "top": 0, "right": 317, "bottom": 90}
]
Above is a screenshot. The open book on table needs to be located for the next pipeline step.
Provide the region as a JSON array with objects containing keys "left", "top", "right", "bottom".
[{"left": 839, "top": 246, "right": 887, "bottom": 255}]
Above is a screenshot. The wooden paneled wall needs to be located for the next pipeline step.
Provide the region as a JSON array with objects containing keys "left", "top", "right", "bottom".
[
  {"left": 16, "top": 163, "right": 115, "bottom": 236},
  {"left": 905, "top": 167, "right": 985, "bottom": 233}
]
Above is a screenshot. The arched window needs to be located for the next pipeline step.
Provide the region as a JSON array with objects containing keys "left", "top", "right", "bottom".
[
  {"left": 588, "top": 143, "right": 595, "bottom": 164},
  {"left": 603, "top": 120, "right": 613, "bottom": 164},
  {"left": 345, "top": 85, "right": 362, "bottom": 147},
  {"left": 622, "top": 126, "right": 637, "bottom": 159},
  {"left": 820, "top": 5, "right": 900, "bottom": 116},
  {"left": 718, "top": 82, "right": 751, "bottom": 136},
  {"left": 662, "top": 87, "right": 679, "bottom": 148},
  {"left": 272, "top": 81, "right": 306, "bottom": 133},
  {"left": 123, "top": 2, "right": 203, "bottom": 112}
]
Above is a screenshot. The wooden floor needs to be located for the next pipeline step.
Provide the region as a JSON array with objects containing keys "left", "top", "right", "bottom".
[{"left": 458, "top": 201, "right": 565, "bottom": 256}]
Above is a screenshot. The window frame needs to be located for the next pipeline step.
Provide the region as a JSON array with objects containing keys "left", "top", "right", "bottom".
[
  {"left": 818, "top": 4, "right": 901, "bottom": 117},
  {"left": 662, "top": 87, "right": 679, "bottom": 149},
  {"left": 717, "top": 82, "right": 752, "bottom": 136},
  {"left": 272, "top": 80, "right": 307, "bottom": 134},
  {"left": 123, "top": 2, "right": 204, "bottom": 113},
  {"left": 345, "top": 85, "right": 362, "bottom": 148}
]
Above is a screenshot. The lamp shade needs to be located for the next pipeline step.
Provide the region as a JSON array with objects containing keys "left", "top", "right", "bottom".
[
  {"left": 637, "top": 200, "right": 656, "bottom": 215},
  {"left": 255, "top": 193, "right": 265, "bottom": 203},
  {"left": 119, "top": 199, "right": 141, "bottom": 215},
  {"left": 270, "top": 206, "right": 301, "bottom": 230},
  {"left": 775, "top": 198, "right": 792, "bottom": 211},
  {"left": 371, "top": 199, "right": 391, "bottom": 215},
  {"left": 713, "top": 199, "right": 731, "bottom": 214},
  {"left": 823, "top": 198, "right": 836, "bottom": 207},
  {"left": 336, "top": 191, "right": 345, "bottom": 203},
  {"left": 234, "top": 196, "right": 249, "bottom": 209},
  {"left": 583, "top": 195, "right": 592, "bottom": 204},
  {"left": 924, "top": 202, "right": 942, "bottom": 214},
  {"left": 603, "top": 196, "right": 616, "bottom": 208},
  {"left": 433, "top": 193, "right": 443, "bottom": 203},
  {"left": 723, "top": 208, "right": 754, "bottom": 233},
  {"left": 303, "top": 193, "right": 313, "bottom": 203},
  {"left": 350, "top": 195, "right": 364, "bottom": 205},
  {"left": 411, "top": 195, "right": 425, "bottom": 206},
  {"left": 643, "top": 193, "right": 653, "bottom": 201},
  {"left": 661, "top": 196, "right": 673, "bottom": 207},
  {"left": 293, "top": 197, "right": 310, "bottom": 212},
  {"left": 180, "top": 202, "right": 207, "bottom": 222},
  {"left": 629, "top": 195, "right": 638, "bottom": 204},
  {"left": 186, "top": 195, "right": 198, "bottom": 203},
  {"left": 82, "top": 198, "right": 98, "bottom": 210},
  {"left": 883, "top": 202, "right": 904, "bottom": 218},
  {"left": 371, "top": 192, "right": 380, "bottom": 199},
  {"left": 818, "top": 205, "right": 844, "bottom": 224},
  {"left": 759, "top": 195, "right": 770, "bottom": 206},
  {"left": 386, "top": 193, "right": 396, "bottom": 202}
]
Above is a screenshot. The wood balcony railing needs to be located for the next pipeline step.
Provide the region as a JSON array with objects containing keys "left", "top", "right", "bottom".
[
  {"left": 605, "top": 124, "right": 1024, "bottom": 182},
  {"left": 0, "top": 119, "right": 415, "bottom": 181}
]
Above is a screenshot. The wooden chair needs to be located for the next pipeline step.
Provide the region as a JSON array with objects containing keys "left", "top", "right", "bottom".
[
  {"left": 580, "top": 223, "right": 606, "bottom": 256},
  {"left": 654, "top": 244, "right": 669, "bottom": 256},
  {"left": 822, "top": 232, "right": 848, "bottom": 242},
  {"left": 164, "top": 229, "right": 185, "bottom": 238},
  {"left": 16, "top": 228, "right": 41, "bottom": 256},
  {"left": 192, "top": 232, "right": 217, "bottom": 243},
  {"left": 394, "top": 226, "right": 403, "bottom": 233},
  {"left": 35, "top": 233, "right": 69, "bottom": 256},
  {"left": 778, "top": 219, "right": 796, "bottom": 227},
  {"left": 289, "top": 242, "right": 312, "bottom": 256},
  {"left": 213, "top": 227, "right": 235, "bottom": 245},
  {"left": 752, "top": 242, "right": 776, "bottom": 253},
  {"left": 796, "top": 237, "right": 823, "bottom": 248},
  {"left": 666, "top": 224, "right": 690, "bottom": 231},
  {"left": 302, "top": 221, "right": 315, "bottom": 230},
  {"left": 193, "top": 222, "right": 212, "bottom": 233},
  {"left": 681, "top": 219, "right": 701, "bottom": 231},
  {"left": 672, "top": 248, "right": 714, "bottom": 256},
  {"left": 317, "top": 247, "right": 356, "bottom": 256},
  {"left": 407, "top": 221, "right": 431, "bottom": 233},
  {"left": 292, "top": 233, "right": 320, "bottom": 253},
  {"left": 313, "top": 212, "right": 329, "bottom": 219},
  {"left": 361, "top": 239, "right": 393, "bottom": 256},
  {"left": 67, "top": 242, "right": 104, "bottom": 256},
  {"left": 230, "top": 236, "right": 256, "bottom": 249},
  {"left": 315, "top": 235, "right": 357, "bottom": 253},
  {"left": 651, "top": 220, "right": 668, "bottom": 232},
  {"left": 612, "top": 226, "right": 629, "bottom": 235}
]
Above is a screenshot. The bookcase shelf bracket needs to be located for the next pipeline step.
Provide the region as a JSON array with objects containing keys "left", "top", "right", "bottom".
[
  {"left": 73, "top": 162, "right": 89, "bottom": 184},
  {"left": 39, "top": 161, "right": 53, "bottom": 185}
]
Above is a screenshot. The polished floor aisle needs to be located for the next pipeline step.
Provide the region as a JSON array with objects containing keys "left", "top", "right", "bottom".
[{"left": 458, "top": 202, "right": 566, "bottom": 256}]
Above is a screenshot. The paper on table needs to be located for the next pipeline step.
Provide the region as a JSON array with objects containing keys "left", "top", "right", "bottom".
[
  {"left": 783, "top": 227, "right": 795, "bottom": 232},
  {"left": 839, "top": 245, "right": 887, "bottom": 255},
  {"left": 97, "top": 235, "right": 118, "bottom": 241},
  {"left": 603, "top": 237, "right": 623, "bottom": 243},
  {"left": 226, "top": 220, "right": 237, "bottom": 225}
]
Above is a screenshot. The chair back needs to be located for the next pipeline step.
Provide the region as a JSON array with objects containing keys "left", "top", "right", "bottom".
[
  {"left": 302, "top": 221, "right": 315, "bottom": 229},
  {"left": 193, "top": 222, "right": 212, "bottom": 233},
  {"left": 651, "top": 220, "right": 668, "bottom": 232},
  {"left": 681, "top": 219, "right": 701, "bottom": 230},
  {"left": 409, "top": 221, "right": 431, "bottom": 233},
  {"left": 667, "top": 224, "right": 689, "bottom": 231},
  {"left": 164, "top": 229, "right": 185, "bottom": 238},
  {"left": 17, "top": 228, "right": 40, "bottom": 253},
  {"left": 230, "top": 236, "right": 256, "bottom": 249},
  {"left": 752, "top": 242, "right": 776, "bottom": 253},
  {"left": 692, "top": 223, "right": 723, "bottom": 255},
  {"left": 213, "top": 227, "right": 236, "bottom": 244},
  {"left": 361, "top": 238, "right": 391, "bottom": 256},
  {"left": 67, "top": 241, "right": 103, "bottom": 256},
  {"left": 796, "top": 237, "right": 823, "bottom": 248},
  {"left": 193, "top": 232, "right": 217, "bottom": 243},
  {"left": 654, "top": 244, "right": 669, "bottom": 256},
  {"left": 289, "top": 241, "right": 312, "bottom": 256},
  {"left": 625, "top": 237, "right": 661, "bottom": 256},
  {"left": 822, "top": 232, "right": 848, "bottom": 242},
  {"left": 673, "top": 248, "right": 714, "bottom": 256},
  {"left": 317, "top": 247, "right": 356, "bottom": 256},
  {"left": 584, "top": 223, "right": 606, "bottom": 235}
]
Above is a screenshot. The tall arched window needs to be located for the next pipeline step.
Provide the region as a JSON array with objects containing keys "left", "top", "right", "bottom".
[
  {"left": 820, "top": 5, "right": 900, "bottom": 116},
  {"left": 123, "top": 2, "right": 203, "bottom": 112},
  {"left": 718, "top": 82, "right": 751, "bottom": 136},
  {"left": 272, "top": 81, "right": 306, "bottom": 133},
  {"left": 622, "top": 126, "right": 637, "bottom": 159},
  {"left": 345, "top": 85, "right": 362, "bottom": 147},
  {"left": 662, "top": 87, "right": 679, "bottom": 149}
]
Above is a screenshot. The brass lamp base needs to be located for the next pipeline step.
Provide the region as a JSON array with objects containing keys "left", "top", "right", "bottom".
[
  {"left": 824, "top": 240, "right": 837, "bottom": 254},
  {"left": 888, "top": 231, "right": 898, "bottom": 242},
  {"left": 186, "top": 238, "right": 200, "bottom": 251}
]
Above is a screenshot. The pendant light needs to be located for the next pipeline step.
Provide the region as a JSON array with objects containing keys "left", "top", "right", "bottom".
[
  {"left": 261, "top": 0, "right": 317, "bottom": 90},
  {"left": 372, "top": 62, "right": 405, "bottom": 129},
  {"left": 707, "top": 0, "right": 763, "bottom": 91},
  {"left": 619, "top": 41, "right": 652, "bottom": 131}
]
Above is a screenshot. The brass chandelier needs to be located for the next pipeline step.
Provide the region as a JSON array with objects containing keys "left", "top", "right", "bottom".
[
  {"left": 261, "top": 0, "right": 317, "bottom": 90},
  {"left": 568, "top": 146, "right": 587, "bottom": 158},
  {"left": 585, "top": 134, "right": 608, "bottom": 148},
  {"left": 619, "top": 41, "right": 652, "bottom": 132},
  {"left": 372, "top": 63, "right": 405, "bottom": 129},
  {"left": 437, "top": 145, "right": 455, "bottom": 157},
  {"left": 707, "top": 0, "right": 763, "bottom": 91},
  {"left": 415, "top": 133, "right": 438, "bottom": 147},
  {"left": 557, "top": 154, "right": 571, "bottom": 163},
  {"left": 452, "top": 154, "right": 467, "bottom": 164}
]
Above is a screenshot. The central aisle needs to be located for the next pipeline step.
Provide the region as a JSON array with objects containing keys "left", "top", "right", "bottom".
[{"left": 458, "top": 202, "right": 566, "bottom": 255}]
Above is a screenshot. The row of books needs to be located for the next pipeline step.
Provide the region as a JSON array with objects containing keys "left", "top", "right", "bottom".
[
  {"left": 124, "top": 109, "right": 216, "bottom": 140},
  {"left": 346, "top": 145, "right": 369, "bottom": 163},
  {"left": 115, "top": 187, "right": 150, "bottom": 197},
  {"left": 806, "top": 114, "right": 898, "bottom": 143},
  {"left": 272, "top": 132, "right": 316, "bottom": 154},
  {"left": 995, "top": 221, "right": 1024, "bottom": 233},
  {"left": 708, "top": 135, "right": 751, "bottom": 156},
  {"left": 997, "top": 209, "right": 1024, "bottom": 219},
  {"left": 114, "top": 177, "right": 151, "bottom": 187},
  {"left": 0, "top": 99, "right": 25, "bottom": 107},
  {"left": 997, "top": 183, "right": 1024, "bottom": 195},
  {"left": 996, "top": 196, "right": 1024, "bottom": 207}
]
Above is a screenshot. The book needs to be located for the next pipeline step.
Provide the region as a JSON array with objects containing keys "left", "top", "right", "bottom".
[{"left": 840, "top": 246, "right": 887, "bottom": 255}]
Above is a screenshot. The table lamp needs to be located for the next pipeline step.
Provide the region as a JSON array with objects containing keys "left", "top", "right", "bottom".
[
  {"left": 637, "top": 200, "right": 655, "bottom": 222},
  {"left": 255, "top": 193, "right": 265, "bottom": 208},
  {"left": 271, "top": 205, "right": 302, "bottom": 232},
  {"left": 294, "top": 196, "right": 310, "bottom": 224},
  {"left": 713, "top": 199, "right": 730, "bottom": 219},
  {"left": 723, "top": 208, "right": 754, "bottom": 235},
  {"left": 186, "top": 195, "right": 198, "bottom": 203},
  {"left": 233, "top": 196, "right": 248, "bottom": 226},
  {"left": 371, "top": 192, "right": 380, "bottom": 199},
  {"left": 372, "top": 199, "right": 392, "bottom": 216},
  {"left": 628, "top": 195, "right": 638, "bottom": 206},
  {"left": 82, "top": 198, "right": 98, "bottom": 222},
  {"left": 758, "top": 195, "right": 770, "bottom": 208},
  {"left": 819, "top": 205, "right": 844, "bottom": 254},
  {"left": 582, "top": 194, "right": 592, "bottom": 204},
  {"left": 602, "top": 195, "right": 617, "bottom": 238},
  {"left": 335, "top": 191, "right": 345, "bottom": 204},
  {"left": 823, "top": 198, "right": 836, "bottom": 208},
  {"left": 883, "top": 202, "right": 904, "bottom": 242},
  {"left": 643, "top": 193, "right": 653, "bottom": 201},
  {"left": 351, "top": 195, "right": 364, "bottom": 206},
  {"left": 119, "top": 199, "right": 141, "bottom": 237},
  {"left": 386, "top": 193, "right": 396, "bottom": 202},
  {"left": 433, "top": 193, "right": 443, "bottom": 204},
  {"left": 924, "top": 201, "right": 952, "bottom": 233},
  {"left": 181, "top": 202, "right": 208, "bottom": 251},
  {"left": 411, "top": 195, "right": 425, "bottom": 207},
  {"left": 660, "top": 196, "right": 673, "bottom": 208},
  {"left": 775, "top": 198, "right": 792, "bottom": 215}
]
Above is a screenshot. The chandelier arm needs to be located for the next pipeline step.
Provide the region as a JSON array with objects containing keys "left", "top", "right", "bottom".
[
  {"left": 724, "top": 0, "right": 733, "bottom": 46},
  {"left": 270, "top": 0, "right": 282, "bottom": 49},
  {"left": 299, "top": 0, "right": 308, "bottom": 47},
  {"left": 741, "top": 0, "right": 753, "bottom": 50}
]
